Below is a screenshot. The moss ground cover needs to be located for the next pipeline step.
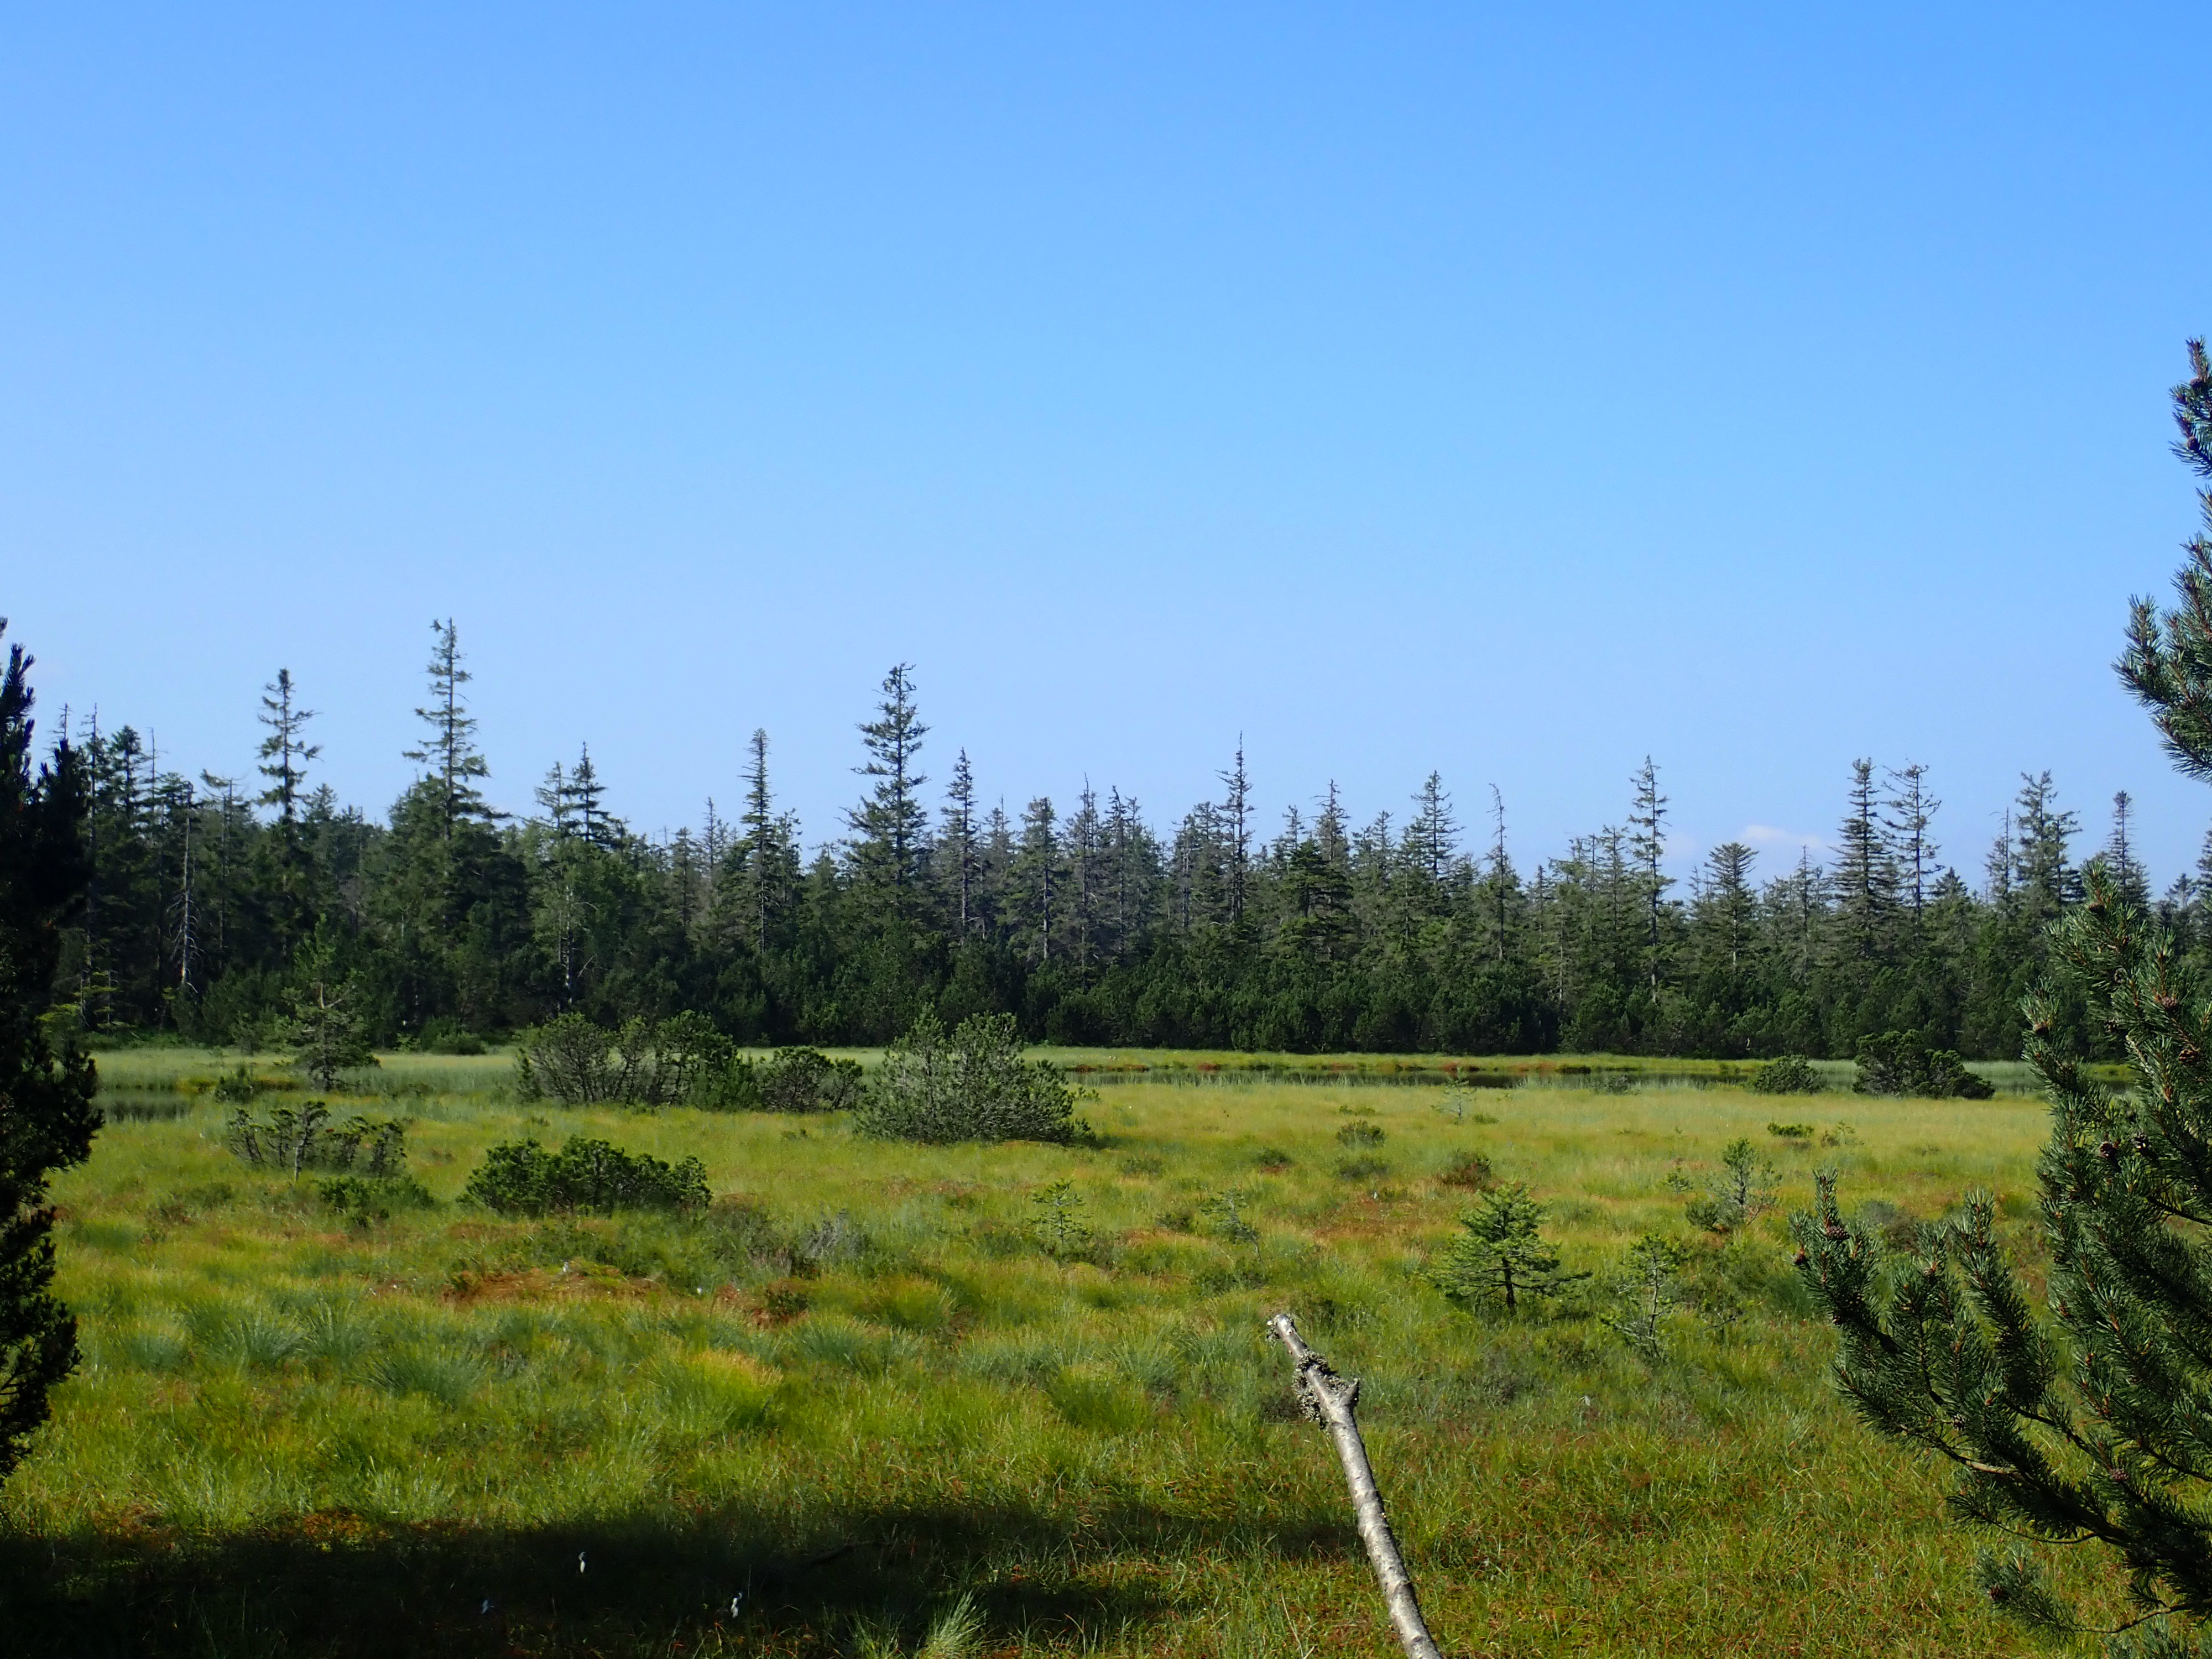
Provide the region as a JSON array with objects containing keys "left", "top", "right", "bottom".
[{"left": 4, "top": 1048, "right": 2062, "bottom": 1656}]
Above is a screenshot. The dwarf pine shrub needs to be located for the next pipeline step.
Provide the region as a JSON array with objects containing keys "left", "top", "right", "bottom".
[
  {"left": 226, "top": 1103, "right": 409, "bottom": 1180},
  {"left": 754, "top": 1047, "right": 866, "bottom": 1113},
  {"left": 1751, "top": 1055, "right": 1823, "bottom": 1095},
  {"left": 1851, "top": 1031, "right": 1995, "bottom": 1099},
  {"left": 462, "top": 1135, "right": 710, "bottom": 1215},
  {"left": 854, "top": 1011, "right": 1084, "bottom": 1144},
  {"left": 514, "top": 1011, "right": 732, "bottom": 1108}
]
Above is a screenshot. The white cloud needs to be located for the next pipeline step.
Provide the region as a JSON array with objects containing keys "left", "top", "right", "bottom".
[{"left": 1741, "top": 823, "right": 1835, "bottom": 856}]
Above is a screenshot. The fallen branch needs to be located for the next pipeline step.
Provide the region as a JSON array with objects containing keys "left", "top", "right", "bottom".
[{"left": 1266, "top": 1311, "right": 1444, "bottom": 1659}]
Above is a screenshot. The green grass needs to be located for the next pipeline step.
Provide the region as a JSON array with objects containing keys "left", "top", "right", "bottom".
[{"left": 1, "top": 1051, "right": 2073, "bottom": 1656}]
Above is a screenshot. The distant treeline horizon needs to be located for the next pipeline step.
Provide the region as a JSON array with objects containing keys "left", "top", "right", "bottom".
[{"left": 49, "top": 623, "right": 2187, "bottom": 1060}]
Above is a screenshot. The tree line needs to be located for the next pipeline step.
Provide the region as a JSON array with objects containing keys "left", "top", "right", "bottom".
[{"left": 55, "top": 625, "right": 2178, "bottom": 1058}]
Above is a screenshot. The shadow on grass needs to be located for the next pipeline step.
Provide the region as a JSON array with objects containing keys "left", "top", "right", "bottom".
[{"left": 1, "top": 1498, "right": 1353, "bottom": 1657}]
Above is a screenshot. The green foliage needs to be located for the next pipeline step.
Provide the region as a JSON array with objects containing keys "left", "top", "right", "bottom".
[
  {"left": 1668, "top": 1136, "right": 1777, "bottom": 1233},
  {"left": 0, "top": 624, "right": 100, "bottom": 1486},
  {"left": 1598, "top": 1234, "right": 1745, "bottom": 1363},
  {"left": 58, "top": 625, "right": 2134, "bottom": 1067},
  {"left": 1766, "top": 1121, "right": 1814, "bottom": 1139},
  {"left": 515, "top": 1012, "right": 729, "bottom": 1108},
  {"left": 1333, "top": 1120, "right": 1385, "bottom": 1149},
  {"left": 1751, "top": 1055, "right": 1824, "bottom": 1094},
  {"left": 225, "top": 1102, "right": 409, "bottom": 1178},
  {"left": 1430, "top": 1182, "right": 1589, "bottom": 1313},
  {"left": 854, "top": 1010, "right": 1084, "bottom": 1144},
  {"left": 461, "top": 1135, "right": 711, "bottom": 1215},
  {"left": 1853, "top": 1032, "right": 1996, "bottom": 1099}
]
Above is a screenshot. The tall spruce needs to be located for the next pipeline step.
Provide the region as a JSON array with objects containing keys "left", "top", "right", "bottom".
[
  {"left": 0, "top": 623, "right": 100, "bottom": 1485},
  {"left": 2107, "top": 790, "right": 2152, "bottom": 910},
  {"left": 1626, "top": 757, "right": 1671, "bottom": 990},
  {"left": 847, "top": 664, "right": 930, "bottom": 909},
  {"left": 941, "top": 748, "right": 980, "bottom": 935},
  {"left": 1218, "top": 741, "right": 1252, "bottom": 928},
  {"left": 1835, "top": 758, "right": 1900, "bottom": 962},
  {"left": 1795, "top": 340, "right": 2212, "bottom": 1653},
  {"left": 1886, "top": 762, "right": 1942, "bottom": 927},
  {"left": 255, "top": 669, "right": 319, "bottom": 826},
  {"left": 401, "top": 619, "right": 493, "bottom": 842}
]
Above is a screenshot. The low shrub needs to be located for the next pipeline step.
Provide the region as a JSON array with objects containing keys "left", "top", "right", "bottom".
[
  {"left": 226, "top": 1103, "right": 409, "bottom": 1179},
  {"left": 1766, "top": 1121, "right": 1814, "bottom": 1140},
  {"left": 854, "top": 1011, "right": 1086, "bottom": 1144},
  {"left": 462, "top": 1135, "right": 711, "bottom": 1215},
  {"left": 1195, "top": 1188, "right": 1259, "bottom": 1245},
  {"left": 1438, "top": 1150, "right": 1496, "bottom": 1190},
  {"left": 1334, "top": 1121, "right": 1386, "bottom": 1149},
  {"left": 210, "top": 1065, "right": 260, "bottom": 1104}
]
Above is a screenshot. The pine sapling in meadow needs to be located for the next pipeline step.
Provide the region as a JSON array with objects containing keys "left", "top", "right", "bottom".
[
  {"left": 1794, "top": 341, "right": 2212, "bottom": 1655},
  {"left": 1430, "top": 1183, "right": 1588, "bottom": 1314}
]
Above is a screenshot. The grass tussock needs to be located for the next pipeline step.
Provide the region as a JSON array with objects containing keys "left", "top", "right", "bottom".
[{"left": 0, "top": 1050, "right": 2067, "bottom": 1656}]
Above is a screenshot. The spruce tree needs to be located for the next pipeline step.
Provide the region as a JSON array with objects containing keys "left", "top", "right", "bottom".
[
  {"left": 2107, "top": 790, "right": 2153, "bottom": 910},
  {"left": 1218, "top": 742, "right": 1253, "bottom": 928},
  {"left": 401, "top": 618, "right": 493, "bottom": 841},
  {"left": 846, "top": 664, "right": 930, "bottom": 908},
  {"left": 0, "top": 623, "right": 100, "bottom": 1485},
  {"left": 1885, "top": 761, "right": 1942, "bottom": 927},
  {"left": 1794, "top": 341, "right": 2212, "bottom": 1654},
  {"left": 1430, "top": 1184, "right": 1587, "bottom": 1313},
  {"left": 1834, "top": 757, "right": 1900, "bottom": 962},
  {"left": 940, "top": 748, "right": 980, "bottom": 935},
  {"left": 255, "top": 668, "right": 319, "bottom": 826},
  {"left": 1626, "top": 757, "right": 1672, "bottom": 991}
]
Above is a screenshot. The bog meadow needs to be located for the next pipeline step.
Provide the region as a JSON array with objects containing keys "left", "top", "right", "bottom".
[{"left": 2, "top": 1042, "right": 2074, "bottom": 1658}]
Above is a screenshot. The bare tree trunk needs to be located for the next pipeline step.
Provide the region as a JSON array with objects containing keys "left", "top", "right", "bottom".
[{"left": 1266, "top": 1312, "right": 1444, "bottom": 1659}]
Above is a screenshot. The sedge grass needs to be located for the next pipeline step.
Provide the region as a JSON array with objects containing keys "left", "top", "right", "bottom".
[{"left": 0, "top": 1057, "right": 2075, "bottom": 1655}]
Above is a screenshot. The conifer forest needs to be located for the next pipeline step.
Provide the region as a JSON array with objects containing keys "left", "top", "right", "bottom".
[{"left": 62, "top": 628, "right": 2161, "bottom": 1061}]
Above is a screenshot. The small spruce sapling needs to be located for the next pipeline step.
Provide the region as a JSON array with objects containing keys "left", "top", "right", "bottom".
[
  {"left": 1430, "top": 1183, "right": 1589, "bottom": 1314},
  {"left": 1029, "top": 1181, "right": 1095, "bottom": 1260},
  {"left": 1668, "top": 1138, "right": 1778, "bottom": 1233},
  {"left": 1599, "top": 1235, "right": 1692, "bottom": 1363},
  {"left": 285, "top": 932, "right": 376, "bottom": 1091},
  {"left": 1196, "top": 1187, "right": 1260, "bottom": 1244}
]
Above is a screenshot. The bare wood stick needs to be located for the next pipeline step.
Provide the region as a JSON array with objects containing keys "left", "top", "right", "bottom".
[{"left": 1266, "top": 1311, "right": 1444, "bottom": 1659}]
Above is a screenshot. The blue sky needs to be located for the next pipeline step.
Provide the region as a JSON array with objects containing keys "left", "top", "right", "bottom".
[{"left": 6, "top": 4, "right": 2210, "bottom": 886}]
